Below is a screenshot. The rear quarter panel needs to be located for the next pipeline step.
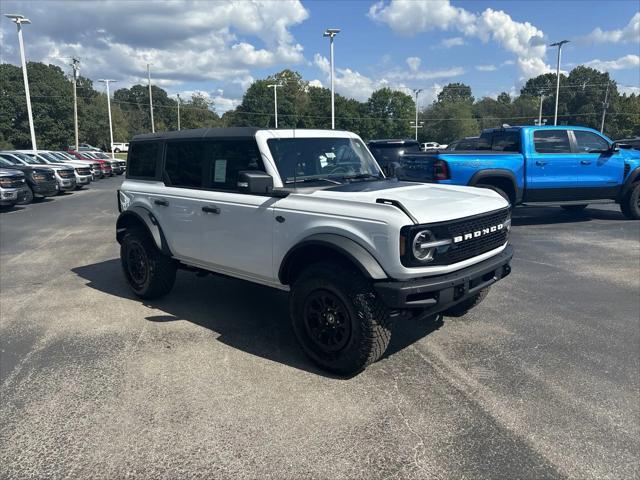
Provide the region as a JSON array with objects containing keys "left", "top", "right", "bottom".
[{"left": 433, "top": 152, "right": 525, "bottom": 190}]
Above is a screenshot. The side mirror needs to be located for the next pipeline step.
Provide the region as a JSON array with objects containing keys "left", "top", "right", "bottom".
[
  {"left": 237, "top": 170, "right": 273, "bottom": 194},
  {"left": 610, "top": 142, "right": 620, "bottom": 153}
]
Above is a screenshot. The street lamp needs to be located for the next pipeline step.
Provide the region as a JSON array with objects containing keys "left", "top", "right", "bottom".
[
  {"left": 413, "top": 89, "right": 423, "bottom": 140},
  {"left": 176, "top": 93, "right": 181, "bottom": 131},
  {"left": 410, "top": 120, "right": 424, "bottom": 140},
  {"left": 5, "top": 14, "right": 37, "bottom": 151},
  {"left": 98, "top": 79, "right": 117, "bottom": 158},
  {"left": 147, "top": 63, "right": 155, "bottom": 133},
  {"left": 323, "top": 28, "right": 340, "bottom": 129},
  {"left": 267, "top": 84, "right": 283, "bottom": 128},
  {"left": 550, "top": 40, "right": 569, "bottom": 126}
]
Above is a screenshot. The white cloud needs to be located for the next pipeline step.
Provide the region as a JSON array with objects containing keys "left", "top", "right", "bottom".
[
  {"left": 441, "top": 37, "right": 465, "bottom": 48},
  {"left": 585, "top": 12, "right": 640, "bottom": 43},
  {"left": 0, "top": 0, "right": 309, "bottom": 91},
  {"left": 476, "top": 64, "right": 497, "bottom": 72},
  {"left": 308, "top": 79, "right": 324, "bottom": 88},
  {"left": 584, "top": 54, "right": 640, "bottom": 71},
  {"left": 620, "top": 86, "right": 640, "bottom": 96},
  {"left": 368, "top": 0, "right": 550, "bottom": 79},
  {"left": 406, "top": 56, "right": 421, "bottom": 71},
  {"left": 386, "top": 66, "right": 466, "bottom": 81}
]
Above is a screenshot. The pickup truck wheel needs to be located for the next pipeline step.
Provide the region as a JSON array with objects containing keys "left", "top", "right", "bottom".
[
  {"left": 561, "top": 204, "right": 588, "bottom": 212},
  {"left": 120, "top": 228, "right": 177, "bottom": 299},
  {"left": 17, "top": 187, "right": 34, "bottom": 205},
  {"left": 475, "top": 184, "right": 510, "bottom": 205},
  {"left": 444, "top": 287, "right": 490, "bottom": 317},
  {"left": 620, "top": 182, "right": 640, "bottom": 220},
  {"left": 114, "top": 148, "right": 121, "bottom": 153},
  {"left": 290, "top": 263, "right": 392, "bottom": 375}
]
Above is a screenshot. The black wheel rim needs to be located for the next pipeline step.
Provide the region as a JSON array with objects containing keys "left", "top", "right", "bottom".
[
  {"left": 303, "top": 289, "right": 351, "bottom": 353},
  {"left": 127, "top": 242, "right": 148, "bottom": 287}
]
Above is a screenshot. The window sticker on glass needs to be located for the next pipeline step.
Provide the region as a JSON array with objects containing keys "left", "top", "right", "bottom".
[{"left": 214, "top": 159, "right": 227, "bottom": 183}]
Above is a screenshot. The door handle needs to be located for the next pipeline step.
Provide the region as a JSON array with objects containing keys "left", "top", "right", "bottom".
[
  {"left": 154, "top": 199, "right": 169, "bottom": 207},
  {"left": 535, "top": 160, "right": 548, "bottom": 166},
  {"left": 580, "top": 160, "right": 592, "bottom": 165},
  {"left": 202, "top": 205, "right": 220, "bottom": 214}
]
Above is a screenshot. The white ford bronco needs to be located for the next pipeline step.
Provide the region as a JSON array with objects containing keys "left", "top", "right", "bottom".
[{"left": 117, "top": 128, "right": 513, "bottom": 374}]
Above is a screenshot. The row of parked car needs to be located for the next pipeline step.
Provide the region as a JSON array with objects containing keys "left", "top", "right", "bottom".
[{"left": 0, "top": 149, "right": 126, "bottom": 208}]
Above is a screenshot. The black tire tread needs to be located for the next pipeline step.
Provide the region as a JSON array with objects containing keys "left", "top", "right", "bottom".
[{"left": 620, "top": 182, "right": 640, "bottom": 220}]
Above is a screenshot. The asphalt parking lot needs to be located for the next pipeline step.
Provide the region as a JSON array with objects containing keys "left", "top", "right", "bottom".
[{"left": 1, "top": 177, "right": 638, "bottom": 479}]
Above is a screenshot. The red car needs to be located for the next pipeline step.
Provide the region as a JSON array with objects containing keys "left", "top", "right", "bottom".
[{"left": 69, "top": 151, "right": 112, "bottom": 177}]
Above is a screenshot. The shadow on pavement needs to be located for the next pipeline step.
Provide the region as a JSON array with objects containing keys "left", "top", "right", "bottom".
[
  {"left": 511, "top": 205, "right": 626, "bottom": 226},
  {"left": 72, "top": 259, "right": 441, "bottom": 377}
]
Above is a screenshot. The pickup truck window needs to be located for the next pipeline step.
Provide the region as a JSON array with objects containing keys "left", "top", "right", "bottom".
[
  {"left": 574, "top": 131, "right": 609, "bottom": 153},
  {"left": 477, "top": 131, "right": 520, "bottom": 152},
  {"left": 128, "top": 142, "right": 160, "bottom": 179},
  {"left": 533, "top": 130, "right": 571, "bottom": 154}
]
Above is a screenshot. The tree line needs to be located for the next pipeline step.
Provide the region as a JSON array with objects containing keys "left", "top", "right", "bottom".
[{"left": 1, "top": 62, "right": 638, "bottom": 150}]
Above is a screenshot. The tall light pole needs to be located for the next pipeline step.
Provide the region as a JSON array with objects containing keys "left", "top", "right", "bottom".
[
  {"left": 600, "top": 81, "right": 610, "bottom": 133},
  {"left": 410, "top": 121, "right": 424, "bottom": 140},
  {"left": 538, "top": 92, "right": 545, "bottom": 125},
  {"left": 99, "top": 79, "right": 117, "bottom": 158},
  {"left": 176, "top": 93, "right": 181, "bottom": 131},
  {"left": 71, "top": 57, "right": 80, "bottom": 151},
  {"left": 323, "top": 28, "right": 340, "bottom": 129},
  {"left": 147, "top": 63, "right": 155, "bottom": 132},
  {"left": 5, "top": 14, "right": 37, "bottom": 151},
  {"left": 550, "top": 40, "right": 569, "bottom": 126},
  {"left": 267, "top": 84, "right": 282, "bottom": 128},
  {"left": 413, "top": 88, "right": 423, "bottom": 140}
]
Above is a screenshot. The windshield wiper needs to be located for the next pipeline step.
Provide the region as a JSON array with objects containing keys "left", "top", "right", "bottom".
[
  {"left": 342, "top": 173, "right": 382, "bottom": 181},
  {"left": 285, "top": 177, "right": 342, "bottom": 185}
]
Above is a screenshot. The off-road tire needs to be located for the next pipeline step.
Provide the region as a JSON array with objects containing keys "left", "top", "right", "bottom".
[
  {"left": 620, "top": 182, "right": 640, "bottom": 220},
  {"left": 444, "top": 287, "right": 490, "bottom": 317},
  {"left": 114, "top": 148, "right": 121, "bottom": 153},
  {"left": 120, "top": 228, "right": 177, "bottom": 299},
  {"left": 475, "top": 184, "right": 510, "bottom": 205},
  {"left": 290, "top": 263, "right": 392, "bottom": 375},
  {"left": 561, "top": 204, "right": 588, "bottom": 212},
  {"left": 18, "top": 186, "right": 34, "bottom": 205}
]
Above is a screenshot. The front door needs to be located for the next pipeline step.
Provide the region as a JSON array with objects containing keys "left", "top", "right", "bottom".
[
  {"left": 526, "top": 129, "right": 578, "bottom": 202},
  {"left": 571, "top": 130, "right": 624, "bottom": 198}
]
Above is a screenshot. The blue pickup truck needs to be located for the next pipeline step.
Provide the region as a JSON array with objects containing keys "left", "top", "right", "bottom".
[{"left": 395, "top": 125, "right": 640, "bottom": 219}]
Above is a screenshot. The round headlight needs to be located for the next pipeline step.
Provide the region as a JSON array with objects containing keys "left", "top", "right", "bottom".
[{"left": 412, "top": 230, "right": 436, "bottom": 262}]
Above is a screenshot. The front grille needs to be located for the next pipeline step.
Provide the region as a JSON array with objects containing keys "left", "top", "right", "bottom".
[
  {"left": 1, "top": 176, "right": 25, "bottom": 188},
  {"left": 426, "top": 208, "right": 509, "bottom": 266},
  {"left": 76, "top": 167, "right": 91, "bottom": 176},
  {"left": 58, "top": 169, "right": 75, "bottom": 178}
]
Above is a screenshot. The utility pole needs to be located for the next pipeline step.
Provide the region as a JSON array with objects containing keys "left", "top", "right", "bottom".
[
  {"left": 600, "top": 81, "right": 610, "bottom": 133},
  {"left": 550, "top": 40, "right": 569, "bottom": 126},
  {"left": 147, "top": 63, "right": 155, "bottom": 133},
  {"left": 267, "top": 84, "right": 282, "bottom": 128},
  {"left": 176, "top": 93, "right": 181, "bottom": 131},
  {"left": 538, "top": 92, "right": 545, "bottom": 125},
  {"left": 5, "top": 14, "right": 37, "bottom": 151},
  {"left": 71, "top": 57, "right": 80, "bottom": 151},
  {"left": 99, "top": 79, "right": 117, "bottom": 158},
  {"left": 323, "top": 28, "right": 340, "bottom": 129},
  {"left": 413, "top": 88, "right": 423, "bottom": 141},
  {"left": 410, "top": 121, "right": 424, "bottom": 140}
]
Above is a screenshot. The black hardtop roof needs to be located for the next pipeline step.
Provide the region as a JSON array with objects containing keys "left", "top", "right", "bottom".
[{"left": 131, "top": 127, "right": 262, "bottom": 142}]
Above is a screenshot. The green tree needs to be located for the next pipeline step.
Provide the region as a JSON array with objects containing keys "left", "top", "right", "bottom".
[{"left": 366, "top": 88, "right": 413, "bottom": 139}]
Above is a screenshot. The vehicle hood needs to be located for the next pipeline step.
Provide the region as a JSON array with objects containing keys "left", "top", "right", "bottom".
[
  {"left": 302, "top": 179, "right": 509, "bottom": 224},
  {"left": 0, "top": 168, "right": 25, "bottom": 177}
]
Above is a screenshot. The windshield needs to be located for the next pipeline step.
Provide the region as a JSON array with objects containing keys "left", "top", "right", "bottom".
[
  {"left": 40, "top": 152, "right": 61, "bottom": 162},
  {"left": 17, "top": 153, "right": 44, "bottom": 165},
  {"left": 267, "top": 137, "right": 381, "bottom": 184},
  {"left": 94, "top": 152, "right": 111, "bottom": 159},
  {"left": 0, "top": 157, "right": 19, "bottom": 167}
]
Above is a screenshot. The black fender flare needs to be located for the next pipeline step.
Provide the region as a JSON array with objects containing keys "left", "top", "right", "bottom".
[
  {"left": 467, "top": 169, "right": 521, "bottom": 203},
  {"left": 278, "top": 233, "right": 388, "bottom": 285},
  {"left": 116, "top": 206, "right": 172, "bottom": 255},
  {"left": 619, "top": 166, "right": 640, "bottom": 200}
]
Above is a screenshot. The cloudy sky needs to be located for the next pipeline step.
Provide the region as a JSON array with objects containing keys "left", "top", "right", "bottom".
[{"left": 1, "top": 0, "right": 639, "bottom": 113}]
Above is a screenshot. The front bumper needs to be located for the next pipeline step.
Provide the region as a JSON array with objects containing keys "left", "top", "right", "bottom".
[
  {"left": 0, "top": 187, "right": 26, "bottom": 205},
  {"left": 76, "top": 175, "right": 91, "bottom": 185},
  {"left": 374, "top": 245, "right": 513, "bottom": 313},
  {"left": 32, "top": 181, "right": 58, "bottom": 197},
  {"left": 58, "top": 178, "right": 77, "bottom": 190}
]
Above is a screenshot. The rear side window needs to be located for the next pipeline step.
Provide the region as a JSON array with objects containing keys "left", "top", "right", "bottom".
[
  {"left": 164, "top": 141, "right": 206, "bottom": 188},
  {"left": 478, "top": 131, "right": 520, "bottom": 152},
  {"left": 128, "top": 142, "right": 160, "bottom": 178},
  {"left": 574, "top": 131, "right": 609, "bottom": 153},
  {"left": 534, "top": 130, "right": 571, "bottom": 154}
]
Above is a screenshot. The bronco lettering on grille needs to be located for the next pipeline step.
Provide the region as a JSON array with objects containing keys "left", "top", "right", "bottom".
[{"left": 453, "top": 223, "right": 503, "bottom": 244}]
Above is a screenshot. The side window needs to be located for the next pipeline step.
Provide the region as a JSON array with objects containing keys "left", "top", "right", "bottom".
[
  {"left": 128, "top": 142, "right": 160, "bottom": 178},
  {"left": 477, "top": 133, "right": 492, "bottom": 150},
  {"left": 205, "top": 139, "right": 264, "bottom": 191},
  {"left": 574, "top": 131, "right": 609, "bottom": 153},
  {"left": 164, "top": 141, "right": 206, "bottom": 188},
  {"left": 533, "top": 130, "right": 571, "bottom": 154}
]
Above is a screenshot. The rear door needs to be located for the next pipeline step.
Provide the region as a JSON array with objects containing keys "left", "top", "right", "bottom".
[
  {"left": 526, "top": 129, "right": 577, "bottom": 201},
  {"left": 571, "top": 130, "right": 623, "bottom": 197}
]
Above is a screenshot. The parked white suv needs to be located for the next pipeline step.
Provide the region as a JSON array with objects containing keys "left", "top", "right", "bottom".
[
  {"left": 117, "top": 128, "right": 513, "bottom": 374},
  {"left": 111, "top": 142, "right": 129, "bottom": 153}
]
